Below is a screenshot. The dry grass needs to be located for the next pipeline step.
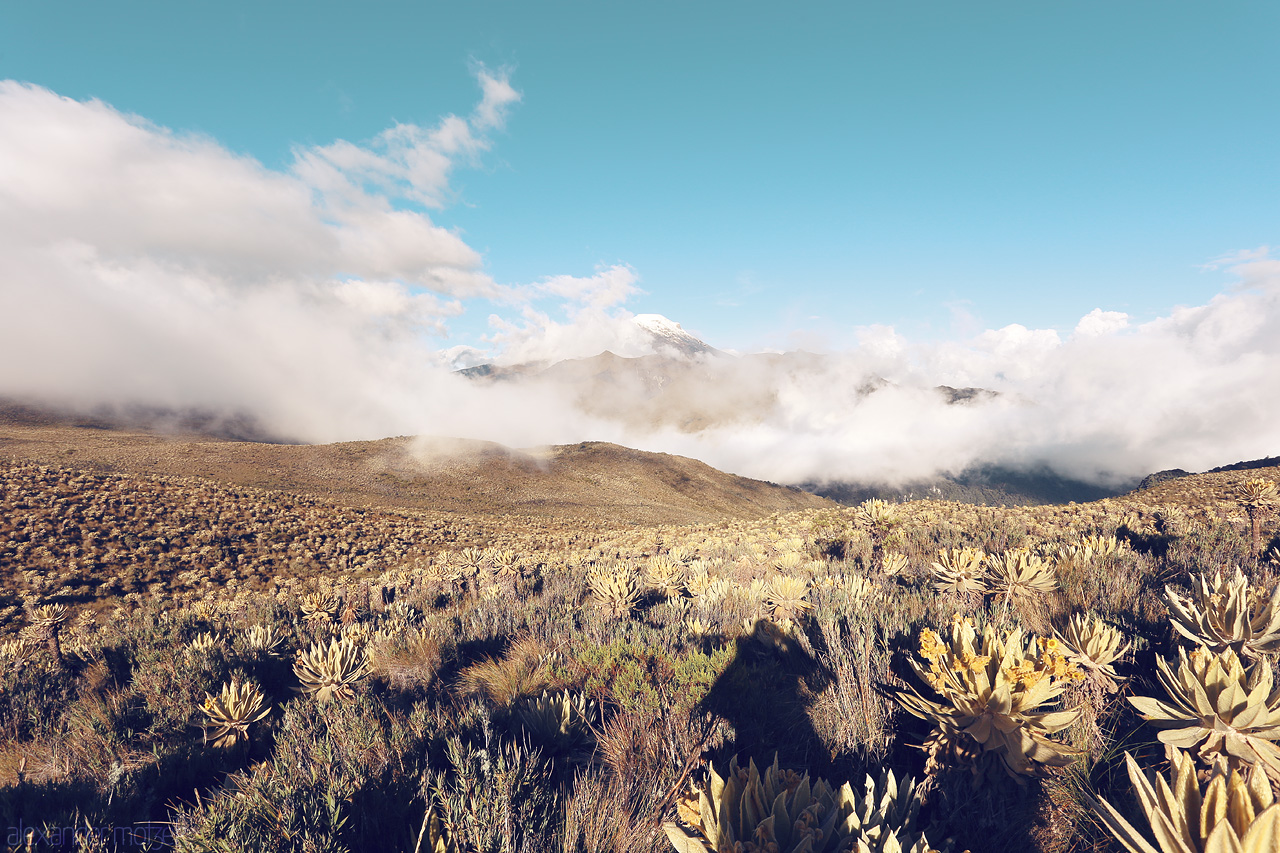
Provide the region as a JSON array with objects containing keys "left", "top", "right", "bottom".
[
  {"left": 456, "top": 635, "right": 561, "bottom": 707},
  {"left": 1, "top": 416, "right": 1278, "bottom": 852}
]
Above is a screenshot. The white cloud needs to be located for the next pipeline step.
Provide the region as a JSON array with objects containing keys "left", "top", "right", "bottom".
[
  {"left": 1, "top": 76, "right": 1276, "bottom": 493},
  {"left": 291, "top": 65, "right": 520, "bottom": 210},
  {"left": 1073, "top": 308, "right": 1129, "bottom": 337},
  {"left": 478, "top": 265, "right": 652, "bottom": 363},
  {"left": 485, "top": 305, "right": 651, "bottom": 364},
  {"left": 531, "top": 264, "right": 641, "bottom": 309},
  {"left": 652, "top": 251, "right": 1280, "bottom": 486},
  {"left": 0, "top": 73, "right": 534, "bottom": 442},
  {"left": 0, "top": 78, "right": 502, "bottom": 294}
]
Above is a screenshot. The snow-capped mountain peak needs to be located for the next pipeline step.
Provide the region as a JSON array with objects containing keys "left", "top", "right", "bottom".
[{"left": 631, "top": 314, "right": 718, "bottom": 358}]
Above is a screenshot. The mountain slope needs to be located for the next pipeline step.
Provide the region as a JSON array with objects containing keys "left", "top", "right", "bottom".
[
  {"left": 805, "top": 463, "right": 1129, "bottom": 507},
  {"left": 0, "top": 414, "right": 830, "bottom": 526}
]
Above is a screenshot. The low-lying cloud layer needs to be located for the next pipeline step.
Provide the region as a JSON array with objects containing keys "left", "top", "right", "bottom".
[
  {"left": 650, "top": 254, "right": 1280, "bottom": 487},
  {"left": 2, "top": 78, "right": 1276, "bottom": 489}
]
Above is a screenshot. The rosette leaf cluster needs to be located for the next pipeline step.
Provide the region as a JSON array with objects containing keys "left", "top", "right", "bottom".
[
  {"left": 299, "top": 592, "right": 339, "bottom": 624},
  {"left": 855, "top": 499, "right": 899, "bottom": 528},
  {"left": 1163, "top": 569, "right": 1280, "bottom": 660},
  {"left": 293, "top": 636, "right": 370, "bottom": 702},
  {"left": 517, "top": 689, "right": 596, "bottom": 760},
  {"left": 1093, "top": 750, "right": 1279, "bottom": 853},
  {"left": 881, "top": 552, "right": 909, "bottom": 578},
  {"left": 1055, "top": 611, "right": 1129, "bottom": 692},
  {"left": 1234, "top": 478, "right": 1278, "bottom": 514},
  {"left": 1128, "top": 646, "right": 1280, "bottom": 781},
  {"left": 202, "top": 678, "right": 271, "bottom": 748},
  {"left": 767, "top": 576, "right": 814, "bottom": 622},
  {"left": 646, "top": 555, "right": 688, "bottom": 599},
  {"left": 985, "top": 549, "right": 1058, "bottom": 606},
  {"left": 930, "top": 548, "right": 987, "bottom": 596},
  {"left": 664, "top": 755, "right": 946, "bottom": 853},
  {"left": 244, "top": 624, "right": 288, "bottom": 658},
  {"left": 587, "top": 564, "right": 640, "bottom": 618},
  {"left": 1057, "top": 534, "right": 1122, "bottom": 568}
]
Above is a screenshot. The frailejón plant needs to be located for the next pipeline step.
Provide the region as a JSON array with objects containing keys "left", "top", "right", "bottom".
[
  {"left": 663, "top": 754, "right": 947, "bottom": 853},
  {"left": 894, "top": 616, "right": 1083, "bottom": 783},
  {"left": 1092, "top": 749, "right": 1280, "bottom": 853},
  {"left": 985, "top": 549, "right": 1058, "bottom": 609},
  {"left": 930, "top": 548, "right": 987, "bottom": 596},
  {"left": 1162, "top": 569, "right": 1280, "bottom": 660},
  {"left": 587, "top": 564, "right": 640, "bottom": 618},
  {"left": 767, "top": 576, "right": 814, "bottom": 621},
  {"left": 202, "top": 678, "right": 271, "bottom": 749},
  {"left": 293, "top": 636, "right": 370, "bottom": 702},
  {"left": 1128, "top": 646, "right": 1280, "bottom": 780},
  {"left": 1055, "top": 611, "right": 1129, "bottom": 692}
]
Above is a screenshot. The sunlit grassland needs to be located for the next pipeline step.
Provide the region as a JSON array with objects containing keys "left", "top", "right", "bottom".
[{"left": 0, "top": 461, "right": 1277, "bottom": 852}]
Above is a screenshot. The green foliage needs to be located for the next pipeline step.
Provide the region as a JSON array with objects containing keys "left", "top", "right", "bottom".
[
  {"left": 177, "top": 693, "right": 437, "bottom": 851},
  {"left": 571, "top": 639, "right": 733, "bottom": 716}
]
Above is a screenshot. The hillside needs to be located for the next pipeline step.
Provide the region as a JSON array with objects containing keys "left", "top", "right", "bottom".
[
  {"left": 0, "top": 411, "right": 830, "bottom": 526},
  {"left": 1122, "top": 460, "right": 1280, "bottom": 516}
]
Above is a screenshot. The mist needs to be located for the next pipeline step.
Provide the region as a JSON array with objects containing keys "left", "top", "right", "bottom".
[{"left": 2, "top": 80, "right": 1276, "bottom": 490}]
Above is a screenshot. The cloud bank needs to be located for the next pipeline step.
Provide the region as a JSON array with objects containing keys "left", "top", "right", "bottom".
[
  {"left": 0, "top": 78, "right": 1276, "bottom": 490},
  {"left": 652, "top": 252, "right": 1280, "bottom": 487}
]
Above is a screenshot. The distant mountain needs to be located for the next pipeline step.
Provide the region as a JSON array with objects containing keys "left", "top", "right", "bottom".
[
  {"left": 1123, "top": 460, "right": 1280, "bottom": 515},
  {"left": 1136, "top": 469, "right": 1192, "bottom": 490},
  {"left": 632, "top": 313, "right": 720, "bottom": 358},
  {"left": 817, "top": 453, "right": 1280, "bottom": 508},
  {"left": 459, "top": 313, "right": 720, "bottom": 384},
  {"left": 804, "top": 464, "right": 1130, "bottom": 507},
  {"left": 1208, "top": 456, "right": 1280, "bottom": 473},
  {"left": 0, "top": 397, "right": 282, "bottom": 443},
  {"left": 936, "top": 385, "right": 999, "bottom": 405},
  {"left": 456, "top": 318, "right": 997, "bottom": 436},
  {"left": 1130, "top": 456, "right": 1279, "bottom": 492},
  {"left": 455, "top": 361, "right": 546, "bottom": 382}
]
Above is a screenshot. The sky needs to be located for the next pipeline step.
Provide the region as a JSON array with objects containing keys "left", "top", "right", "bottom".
[{"left": 1, "top": 2, "right": 1277, "bottom": 485}]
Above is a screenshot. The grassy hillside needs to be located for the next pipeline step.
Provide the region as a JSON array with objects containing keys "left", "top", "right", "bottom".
[
  {"left": 0, "top": 425, "right": 1278, "bottom": 852},
  {"left": 0, "top": 416, "right": 829, "bottom": 524}
]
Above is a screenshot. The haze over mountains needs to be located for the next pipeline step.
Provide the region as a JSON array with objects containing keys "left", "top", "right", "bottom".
[
  {"left": 4, "top": 290, "right": 1278, "bottom": 503},
  {"left": 2, "top": 80, "right": 1277, "bottom": 497},
  {"left": 5, "top": 303, "right": 1273, "bottom": 507}
]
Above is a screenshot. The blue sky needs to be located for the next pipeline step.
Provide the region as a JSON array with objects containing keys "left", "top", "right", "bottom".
[
  {"left": 2, "top": 0, "right": 1277, "bottom": 353},
  {"left": 2, "top": 2, "right": 1279, "bottom": 480}
]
